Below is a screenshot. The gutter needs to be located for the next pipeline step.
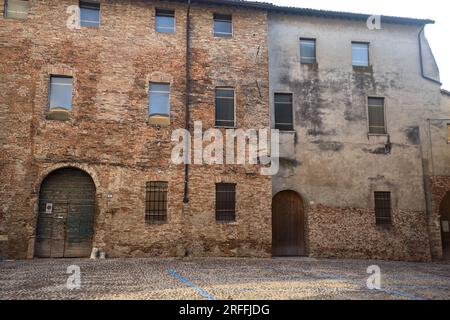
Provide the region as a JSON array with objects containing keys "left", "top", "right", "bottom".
[
  {"left": 183, "top": 0, "right": 191, "bottom": 204},
  {"left": 418, "top": 25, "right": 442, "bottom": 85}
]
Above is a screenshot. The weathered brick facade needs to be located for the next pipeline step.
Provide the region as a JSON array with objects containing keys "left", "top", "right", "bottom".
[{"left": 0, "top": 0, "right": 271, "bottom": 259}]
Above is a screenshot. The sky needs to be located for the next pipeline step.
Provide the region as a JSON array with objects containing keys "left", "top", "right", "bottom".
[{"left": 253, "top": 0, "right": 450, "bottom": 91}]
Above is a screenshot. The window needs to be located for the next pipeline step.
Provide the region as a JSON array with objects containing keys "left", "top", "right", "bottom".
[
  {"left": 149, "top": 83, "right": 170, "bottom": 116},
  {"left": 368, "top": 97, "right": 386, "bottom": 134},
  {"left": 145, "top": 182, "right": 168, "bottom": 224},
  {"left": 213, "top": 13, "right": 232, "bottom": 37},
  {"left": 274, "top": 93, "right": 294, "bottom": 131},
  {"left": 4, "top": 0, "right": 30, "bottom": 19},
  {"left": 155, "top": 9, "right": 175, "bottom": 33},
  {"left": 300, "top": 38, "right": 316, "bottom": 64},
  {"left": 216, "top": 183, "right": 236, "bottom": 222},
  {"left": 215, "top": 87, "right": 235, "bottom": 127},
  {"left": 447, "top": 124, "right": 450, "bottom": 142},
  {"left": 79, "top": 1, "right": 100, "bottom": 27},
  {"left": 352, "top": 42, "right": 369, "bottom": 67},
  {"left": 49, "top": 76, "right": 73, "bottom": 110},
  {"left": 374, "top": 192, "right": 392, "bottom": 226}
]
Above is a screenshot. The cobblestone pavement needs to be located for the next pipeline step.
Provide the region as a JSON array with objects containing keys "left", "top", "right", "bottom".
[{"left": 0, "top": 257, "right": 449, "bottom": 300}]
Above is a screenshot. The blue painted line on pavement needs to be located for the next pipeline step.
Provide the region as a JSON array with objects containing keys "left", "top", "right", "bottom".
[{"left": 167, "top": 269, "right": 216, "bottom": 300}]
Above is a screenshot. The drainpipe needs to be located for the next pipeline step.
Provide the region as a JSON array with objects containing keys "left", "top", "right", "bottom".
[
  {"left": 183, "top": 0, "right": 191, "bottom": 204},
  {"left": 418, "top": 25, "right": 442, "bottom": 85}
]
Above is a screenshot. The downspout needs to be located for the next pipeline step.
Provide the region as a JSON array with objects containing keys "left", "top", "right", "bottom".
[
  {"left": 418, "top": 25, "right": 442, "bottom": 85},
  {"left": 183, "top": 0, "right": 191, "bottom": 204}
]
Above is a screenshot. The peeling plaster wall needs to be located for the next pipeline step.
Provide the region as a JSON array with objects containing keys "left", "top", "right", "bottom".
[{"left": 269, "top": 13, "right": 450, "bottom": 261}]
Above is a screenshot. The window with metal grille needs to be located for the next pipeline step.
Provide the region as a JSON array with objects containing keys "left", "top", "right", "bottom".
[
  {"left": 213, "top": 13, "right": 232, "bottom": 37},
  {"left": 274, "top": 93, "right": 294, "bottom": 131},
  {"left": 49, "top": 76, "right": 73, "bottom": 110},
  {"left": 80, "top": 1, "right": 100, "bottom": 27},
  {"left": 215, "top": 87, "right": 235, "bottom": 127},
  {"left": 374, "top": 192, "right": 392, "bottom": 226},
  {"left": 156, "top": 9, "right": 175, "bottom": 33},
  {"left": 216, "top": 183, "right": 236, "bottom": 222},
  {"left": 300, "top": 38, "right": 316, "bottom": 64},
  {"left": 368, "top": 97, "right": 387, "bottom": 134},
  {"left": 145, "top": 182, "right": 168, "bottom": 224},
  {"left": 4, "top": 0, "right": 29, "bottom": 19},
  {"left": 352, "top": 42, "right": 369, "bottom": 67}
]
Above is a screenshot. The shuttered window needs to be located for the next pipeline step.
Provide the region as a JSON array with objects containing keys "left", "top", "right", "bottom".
[
  {"left": 300, "top": 38, "right": 316, "bottom": 64},
  {"left": 215, "top": 87, "right": 235, "bottom": 127},
  {"left": 368, "top": 97, "right": 386, "bottom": 134},
  {"left": 80, "top": 1, "right": 100, "bottom": 27},
  {"left": 274, "top": 93, "right": 294, "bottom": 131},
  {"left": 145, "top": 182, "right": 168, "bottom": 224},
  {"left": 156, "top": 9, "right": 175, "bottom": 33},
  {"left": 374, "top": 192, "right": 392, "bottom": 226},
  {"left": 352, "top": 42, "right": 369, "bottom": 67},
  {"left": 216, "top": 183, "right": 236, "bottom": 222},
  {"left": 4, "top": 0, "right": 30, "bottom": 19},
  {"left": 49, "top": 76, "right": 73, "bottom": 111},
  {"left": 214, "top": 13, "right": 232, "bottom": 37}
]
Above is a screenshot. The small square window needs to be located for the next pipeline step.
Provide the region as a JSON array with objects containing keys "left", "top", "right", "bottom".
[
  {"left": 300, "top": 38, "right": 316, "bottom": 64},
  {"left": 213, "top": 13, "right": 232, "bottom": 37},
  {"left": 155, "top": 9, "right": 175, "bottom": 33},
  {"left": 274, "top": 93, "right": 294, "bottom": 131},
  {"left": 368, "top": 97, "right": 386, "bottom": 134},
  {"left": 49, "top": 76, "right": 73, "bottom": 111},
  {"left": 215, "top": 87, "right": 235, "bottom": 127},
  {"left": 4, "top": 0, "right": 30, "bottom": 19},
  {"left": 352, "top": 42, "right": 369, "bottom": 67},
  {"left": 80, "top": 1, "right": 100, "bottom": 28}
]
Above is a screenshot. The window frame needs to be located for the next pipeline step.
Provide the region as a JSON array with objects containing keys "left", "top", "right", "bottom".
[
  {"left": 300, "top": 38, "right": 317, "bottom": 65},
  {"left": 155, "top": 8, "right": 175, "bottom": 33},
  {"left": 213, "top": 13, "right": 233, "bottom": 38},
  {"left": 4, "top": 0, "right": 30, "bottom": 19},
  {"left": 149, "top": 82, "right": 171, "bottom": 117},
  {"left": 374, "top": 191, "right": 392, "bottom": 227},
  {"left": 352, "top": 41, "right": 370, "bottom": 67},
  {"left": 48, "top": 75, "right": 74, "bottom": 111},
  {"left": 447, "top": 124, "right": 450, "bottom": 143},
  {"left": 215, "top": 183, "right": 237, "bottom": 223},
  {"left": 215, "top": 87, "right": 236, "bottom": 128},
  {"left": 274, "top": 92, "right": 294, "bottom": 132},
  {"left": 79, "top": 1, "right": 101, "bottom": 28},
  {"left": 145, "top": 181, "right": 169, "bottom": 224},
  {"left": 367, "top": 96, "right": 387, "bottom": 135}
]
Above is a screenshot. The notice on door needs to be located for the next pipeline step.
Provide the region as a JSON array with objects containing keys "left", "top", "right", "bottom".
[{"left": 442, "top": 221, "right": 450, "bottom": 233}]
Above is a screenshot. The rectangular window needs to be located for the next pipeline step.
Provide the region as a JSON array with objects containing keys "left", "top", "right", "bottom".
[
  {"left": 352, "top": 42, "right": 369, "bottom": 67},
  {"left": 155, "top": 9, "right": 175, "bottom": 33},
  {"left": 149, "top": 83, "right": 170, "bottom": 116},
  {"left": 368, "top": 97, "right": 386, "bottom": 134},
  {"left": 447, "top": 124, "right": 450, "bottom": 142},
  {"left": 213, "top": 13, "right": 232, "bottom": 37},
  {"left": 4, "top": 0, "right": 30, "bottom": 19},
  {"left": 300, "top": 38, "right": 316, "bottom": 64},
  {"left": 274, "top": 93, "right": 294, "bottom": 131},
  {"left": 49, "top": 76, "right": 73, "bottom": 111},
  {"left": 145, "top": 182, "right": 168, "bottom": 224},
  {"left": 79, "top": 1, "right": 100, "bottom": 27},
  {"left": 374, "top": 192, "right": 392, "bottom": 226},
  {"left": 216, "top": 183, "right": 236, "bottom": 222},
  {"left": 215, "top": 87, "right": 235, "bottom": 127}
]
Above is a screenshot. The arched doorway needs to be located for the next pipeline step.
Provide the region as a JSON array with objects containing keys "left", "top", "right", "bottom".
[
  {"left": 272, "top": 190, "right": 306, "bottom": 257},
  {"left": 440, "top": 192, "right": 450, "bottom": 260},
  {"left": 35, "top": 168, "right": 96, "bottom": 258}
]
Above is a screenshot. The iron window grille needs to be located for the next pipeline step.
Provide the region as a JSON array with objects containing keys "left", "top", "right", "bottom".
[
  {"left": 145, "top": 182, "right": 168, "bottom": 224},
  {"left": 374, "top": 191, "right": 392, "bottom": 226},
  {"left": 155, "top": 9, "right": 175, "bottom": 33},
  {"left": 79, "top": 1, "right": 100, "bottom": 28},
  {"left": 274, "top": 93, "right": 294, "bottom": 131},
  {"left": 300, "top": 38, "right": 316, "bottom": 64},
  {"left": 216, "top": 183, "right": 236, "bottom": 222},
  {"left": 215, "top": 87, "right": 235, "bottom": 127},
  {"left": 368, "top": 97, "right": 387, "bottom": 134},
  {"left": 213, "top": 13, "right": 232, "bottom": 37}
]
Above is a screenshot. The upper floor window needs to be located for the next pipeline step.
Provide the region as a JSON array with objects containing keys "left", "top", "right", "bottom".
[
  {"left": 213, "top": 13, "right": 232, "bottom": 37},
  {"left": 145, "top": 182, "right": 168, "bottom": 224},
  {"left": 216, "top": 183, "right": 236, "bottom": 223},
  {"left": 368, "top": 97, "right": 386, "bottom": 134},
  {"left": 300, "top": 38, "right": 316, "bottom": 64},
  {"left": 274, "top": 93, "right": 294, "bottom": 131},
  {"left": 215, "top": 87, "right": 235, "bottom": 127},
  {"left": 80, "top": 1, "right": 100, "bottom": 28},
  {"left": 49, "top": 76, "right": 73, "bottom": 111},
  {"left": 374, "top": 192, "right": 392, "bottom": 226},
  {"left": 352, "top": 42, "right": 369, "bottom": 67},
  {"left": 4, "top": 0, "right": 30, "bottom": 19},
  {"left": 155, "top": 9, "right": 175, "bottom": 33},
  {"left": 149, "top": 82, "right": 170, "bottom": 117}
]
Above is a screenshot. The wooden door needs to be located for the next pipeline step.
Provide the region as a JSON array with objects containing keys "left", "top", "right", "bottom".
[
  {"left": 440, "top": 192, "right": 450, "bottom": 260},
  {"left": 272, "top": 191, "right": 306, "bottom": 256},
  {"left": 35, "top": 168, "right": 95, "bottom": 258}
]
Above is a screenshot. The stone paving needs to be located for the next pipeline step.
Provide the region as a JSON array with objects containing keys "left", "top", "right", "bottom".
[{"left": 0, "top": 257, "right": 449, "bottom": 300}]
